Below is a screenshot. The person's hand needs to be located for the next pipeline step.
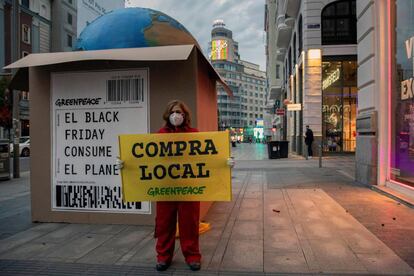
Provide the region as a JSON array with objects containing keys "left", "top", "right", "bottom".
[
  {"left": 227, "top": 157, "right": 235, "bottom": 168},
  {"left": 115, "top": 157, "right": 124, "bottom": 170}
]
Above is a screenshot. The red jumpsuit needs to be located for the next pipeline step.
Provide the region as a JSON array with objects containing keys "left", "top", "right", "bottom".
[{"left": 155, "top": 125, "right": 201, "bottom": 264}]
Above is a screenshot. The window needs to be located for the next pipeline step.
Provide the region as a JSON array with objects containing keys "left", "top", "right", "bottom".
[
  {"left": 67, "top": 34, "right": 73, "bottom": 47},
  {"left": 276, "top": 64, "right": 280, "bottom": 79},
  {"left": 21, "top": 24, "right": 30, "bottom": 44},
  {"left": 298, "top": 15, "right": 303, "bottom": 54},
  {"left": 22, "top": 0, "right": 29, "bottom": 8},
  {"left": 321, "top": 0, "right": 356, "bottom": 45},
  {"left": 67, "top": 13, "right": 73, "bottom": 25},
  {"left": 293, "top": 33, "right": 296, "bottom": 64},
  {"left": 68, "top": 0, "right": 73, "bottom": 4}
]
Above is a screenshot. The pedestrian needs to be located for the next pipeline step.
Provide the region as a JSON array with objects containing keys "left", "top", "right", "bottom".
[
  {"left": 116, "top": 99, "right": 234, "bottom": 272},
  {"left": 305, "top": 125, "right": 314, "bottom": 158}
]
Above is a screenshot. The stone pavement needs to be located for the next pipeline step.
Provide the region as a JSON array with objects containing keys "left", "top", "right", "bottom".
[{"left": 0, "top": 143, "right": 413, "bottom": 275}]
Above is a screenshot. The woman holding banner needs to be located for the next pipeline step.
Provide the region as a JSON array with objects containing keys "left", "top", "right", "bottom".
[
  {"left": 154, "top": 100, "right": 201, "bottom": 272},
  {"left": 116, "top": 99, "right": 234, "bottom": 272}
]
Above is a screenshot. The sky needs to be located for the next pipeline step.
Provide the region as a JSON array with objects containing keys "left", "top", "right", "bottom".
[{"left": 125, "top": 0, "right": 266, "bottom": 71}]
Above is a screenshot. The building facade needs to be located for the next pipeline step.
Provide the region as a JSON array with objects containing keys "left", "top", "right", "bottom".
[
  {"left": 265, "top": 0, "right": 357, "bottom": 155},
  {"left": 209, "top": 20, "right": 267, "bottom": 142},
  {"left": 356, "top": 0, "right": 414, "bottom": 200},
  {"left": 1, "top": 0, "right": 52, "bottom": 138},
  {"left": 77, "top": 0, "right": 124, "bottom": 36}
]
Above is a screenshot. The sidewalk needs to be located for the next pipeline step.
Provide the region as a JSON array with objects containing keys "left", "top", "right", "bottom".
[{"left": 0, "top": 144, "right": 413, "bottom": 275}]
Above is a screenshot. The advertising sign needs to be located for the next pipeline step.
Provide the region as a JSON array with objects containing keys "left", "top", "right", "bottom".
[
  {"left": 276, "top": 108, "right": 285, "bottom": 115},
  {"left": 287, "top": 103, "right": 302, "bottom": 111},
  {"left": 119, "top": 131, "right": 231, "bottom": 201},
  {"left": 51, "top": 69, "right": 151, "bottom": 214},
  {"left": 211, "top": 39, "right": 228, "bottom": 60}
]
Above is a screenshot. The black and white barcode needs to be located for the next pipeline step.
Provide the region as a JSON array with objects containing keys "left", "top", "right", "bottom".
[
  {"left": 55, "top": 185, "right": 141, "bottom": 210},
  {"left": 106, "top": 78, "right": 144, "bottom": 103}
]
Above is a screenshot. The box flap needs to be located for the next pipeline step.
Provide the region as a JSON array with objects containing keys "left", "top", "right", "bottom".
[{"left": 4, "top": 44, "right": 232, "bottom": 96}]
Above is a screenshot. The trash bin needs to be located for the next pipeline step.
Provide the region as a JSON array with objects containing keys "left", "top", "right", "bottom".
[
  {"left": 0, "top": 139, "right": 10, "bottom": 180},
  {"left": 278, "top": 141, "right": 289, "bottom": 158},
  {"left": 268, "top": 141, "right": 280, "bottom": 159}
]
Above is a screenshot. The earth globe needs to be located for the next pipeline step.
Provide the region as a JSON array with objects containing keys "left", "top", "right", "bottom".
[{"left": 75, "top": 7, "right": 200, "bottom": 51}]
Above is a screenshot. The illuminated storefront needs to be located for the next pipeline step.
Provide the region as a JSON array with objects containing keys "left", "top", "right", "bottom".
[
  {"left": 322, "top": 59, "right": 357, "bottom": 152},
  {"left": 390, "top": 0, "right": 414, "bottom": 187}
]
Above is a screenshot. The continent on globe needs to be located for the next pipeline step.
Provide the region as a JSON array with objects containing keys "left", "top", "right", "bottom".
[{"left": 75, "top": 8, "right": 200, "bottom": 51}]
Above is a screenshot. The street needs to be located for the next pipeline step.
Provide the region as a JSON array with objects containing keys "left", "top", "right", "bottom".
[{"left": 0, "top": 143, "right": 413, "bottom": 275}]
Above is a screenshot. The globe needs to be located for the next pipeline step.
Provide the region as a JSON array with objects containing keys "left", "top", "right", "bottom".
[{"left": 75, "top": 8, "right": 199, "bottom": 51}]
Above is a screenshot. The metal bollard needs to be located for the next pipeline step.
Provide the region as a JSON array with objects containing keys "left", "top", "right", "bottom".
[{"left": 319, "top": 141, "right": 322, "bottom": 168}]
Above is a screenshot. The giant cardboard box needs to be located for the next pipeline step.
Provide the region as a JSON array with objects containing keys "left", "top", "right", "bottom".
[{"left": 5, "top": 45, "right": 231, "bottom": 225}]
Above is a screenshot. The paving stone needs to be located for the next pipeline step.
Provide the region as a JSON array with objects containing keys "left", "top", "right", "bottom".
[
  {"left": 264, "top": 252, "right": 309, "bottom": 273},
  {"left": 44, "top": 233, "right": 112, "bottom": 260},
  {"left": 220, "top": 239, "right": 263, "bottom": 272},
  {"left": 307, "top": 238, "right": 367, "bottom": 272},
  {"left": 263, "top": 229, "right": 301, "bottom": 253},
  {"left": 76, "top": 227, "right": 152, "bottom": 264},
  {"left": 357, "top": 252, "right": 414, "bottom": 275},
  {"left": 230, "top": 220, "right": 263, "bottom": 240}
]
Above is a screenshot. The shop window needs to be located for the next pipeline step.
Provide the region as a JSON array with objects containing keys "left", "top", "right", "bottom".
[
  {"left": 322, "top": 59, "right": 357, "bottom": 153},
  {"left": 390, "top": 0, "right": 414, "bottom": 187},
  {"left": 321, "top": 0, "right": 356, "bottom": 45}
]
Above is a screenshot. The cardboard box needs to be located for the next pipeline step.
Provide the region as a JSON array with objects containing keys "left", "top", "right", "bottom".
[{"left": 5, "top": 45, "right": 231, "bottom": 225}]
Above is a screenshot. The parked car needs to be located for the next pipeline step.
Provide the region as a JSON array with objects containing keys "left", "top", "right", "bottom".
[{"left": 10, "top": 136, "right": 30, "bottom": 157}]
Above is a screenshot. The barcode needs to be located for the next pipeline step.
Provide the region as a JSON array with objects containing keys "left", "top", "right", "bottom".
[
  {"left": 106, "top": 78, "right": 144, "bottom": 103},
  {"left": 55, "top": 185, "right": 141, "bottom": 210}
]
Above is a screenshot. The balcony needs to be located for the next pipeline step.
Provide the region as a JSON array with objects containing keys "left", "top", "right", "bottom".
[
  {"left": 283, "top": 0, "right": 300, "bottom": 18},
  {"left": 276, "top": 15, "right": 292, "bottom": 48},
  {"left": 269, "top": 85, "right": 283, "bottom": 100}
]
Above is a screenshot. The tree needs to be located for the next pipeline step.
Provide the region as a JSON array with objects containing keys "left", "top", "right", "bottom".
[{"left": 0, "top": 77, "right": 12, "bottom": 131}]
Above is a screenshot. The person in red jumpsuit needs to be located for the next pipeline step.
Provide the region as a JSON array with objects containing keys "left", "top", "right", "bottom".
[
  {"left": 154, "top": 99, "right": 201, "bottom": 271},
  {"left": 116, "top": 99, "right": 235, "bottom": 271}
]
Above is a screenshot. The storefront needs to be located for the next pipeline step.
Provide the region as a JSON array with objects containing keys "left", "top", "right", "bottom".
[
  {"left": 322, "top": 58, "right": 357, "bottom": 152},
  {"left": 390, "top": 0, "right": 414, "bottom": 188}
]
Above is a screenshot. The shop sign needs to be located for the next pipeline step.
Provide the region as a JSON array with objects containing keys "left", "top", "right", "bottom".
[
  {"left": 276, "top": 108, "right": 285, "bottom": 115},
  {"left": 119, "top": 131, "right": 231, "bottom": 201},
  {"left": 322, "top": 68, "right": 340, "bottom": 90},
  {"left": 307, "top": 23, "right": 320, "bottom": 29},
  {"left": 401, "top": 36, "right": 414, "bottom": 100},
  {"left": 287, "top": 103, "right": 302, "bottom": 111},
  {"left": 51, "top": 69, "right": 151, "bottom": 214}
]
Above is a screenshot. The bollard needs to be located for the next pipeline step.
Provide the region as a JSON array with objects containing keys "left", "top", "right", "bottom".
[{"left": 319, "top": 141, "right": 322, "bottom": 168}]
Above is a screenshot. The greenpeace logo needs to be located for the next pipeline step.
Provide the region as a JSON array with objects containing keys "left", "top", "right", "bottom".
[{"left": 55, "top": 98, "right": 102, "bottom": 107}]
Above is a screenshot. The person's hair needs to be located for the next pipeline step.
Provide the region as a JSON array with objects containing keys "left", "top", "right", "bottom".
[
  {"left": 162, "top": 100, "right": 192, "bottom": 128},
  {"left": 306, "top": 125, "right": 309, "bottom": 128}
]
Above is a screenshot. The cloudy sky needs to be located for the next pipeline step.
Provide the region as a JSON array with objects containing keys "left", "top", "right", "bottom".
[{"left": 126, "top": 0, "right": 266, "bottom": 71}]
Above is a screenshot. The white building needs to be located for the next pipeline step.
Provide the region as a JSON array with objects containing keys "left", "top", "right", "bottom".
[
  {"left": 265, "top": 0, "right": 357, "bottom": 155},
  {"left": 77, "top": 0, "right": 124, "bottom": 36}
]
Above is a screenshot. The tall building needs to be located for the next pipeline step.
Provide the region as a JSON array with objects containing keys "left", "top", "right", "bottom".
[
  {"left": 209, "top": 20, "right": 267, "bottom": 142},
  {"left": 265, "top": 0, "right": 357, "bottom": 155},
  {"left": 1, "top": 0, "right": 52, "bottom": 138},
  {"left": 52, "top": 0, "right": 124, "bottom": 52}
]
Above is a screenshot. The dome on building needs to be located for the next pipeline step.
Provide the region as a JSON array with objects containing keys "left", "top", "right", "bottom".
[{"left": 75, "top": 8, "right": 199, "bottom": 51}]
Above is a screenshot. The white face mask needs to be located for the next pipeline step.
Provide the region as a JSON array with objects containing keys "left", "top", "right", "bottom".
[{"left": 169, "top": 112, "right": 184, "bottom": 126}]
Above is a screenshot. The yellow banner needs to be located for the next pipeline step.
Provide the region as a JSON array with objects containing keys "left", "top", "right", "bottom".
[{"left": 119, "top": 131, "right": 231, "bottom": 201}]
